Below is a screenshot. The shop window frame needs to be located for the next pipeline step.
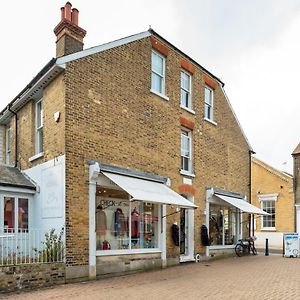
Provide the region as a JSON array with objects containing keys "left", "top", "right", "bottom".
[
  {"left": 0, "top": 194, "right": 31, "bottom": 234},
  {"left": 95, "top": 196, "right": 162, "bottom": 256}
]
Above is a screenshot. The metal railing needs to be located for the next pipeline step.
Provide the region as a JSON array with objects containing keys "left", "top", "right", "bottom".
[{"left": 0, "top": 228, "right": 64, "bottom": 266}]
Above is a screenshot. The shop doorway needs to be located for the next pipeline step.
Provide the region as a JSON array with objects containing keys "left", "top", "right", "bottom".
[
  {"left": 180, "top": 208, "right": 188, "bottom": 255},
  {"left": 180, "top": 195, "right": 194, "bottom": 262}
]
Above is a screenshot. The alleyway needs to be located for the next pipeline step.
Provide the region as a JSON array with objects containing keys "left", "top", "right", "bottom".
[{"left": 2, "top": 255, "right": 300, "bottom": 300}]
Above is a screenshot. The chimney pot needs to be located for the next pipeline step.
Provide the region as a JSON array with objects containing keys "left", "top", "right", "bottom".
[
  {"left": 71, "top": 8, "right": 79, "bottom": 26},
  {"left": 64, "top": 2, "right": 72, "bottom": 22},
  {"left": 60, "top": 7, "right": 65, "bottom": 20}
]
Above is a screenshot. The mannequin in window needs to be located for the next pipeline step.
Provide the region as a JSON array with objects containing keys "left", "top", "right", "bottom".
[
  {"left": 4, "top": 199, "right": 13, "bottom": 230},
  {"left": 131, "top": 207, "right": 140, "bottom": 246},
  {"left": 96, "top": 205, "right": 107, "bottom": 250}
]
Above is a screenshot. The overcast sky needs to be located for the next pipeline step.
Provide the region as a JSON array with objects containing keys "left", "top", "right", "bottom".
[{"left": 0, "top": 1, "right": 299, "bottom": 173}]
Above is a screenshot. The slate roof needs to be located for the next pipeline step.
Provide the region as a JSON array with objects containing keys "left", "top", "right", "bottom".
[{"left": 0, "top": 165, "right": 36, "bottom": 190}]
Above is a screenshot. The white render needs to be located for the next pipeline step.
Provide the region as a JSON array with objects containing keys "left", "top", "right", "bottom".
[
  {"left": 254, "top": 231, "right": 284, "bottom": 249},
  {"left": 24, "top": 155, "right": 65, "bottom": 234}
]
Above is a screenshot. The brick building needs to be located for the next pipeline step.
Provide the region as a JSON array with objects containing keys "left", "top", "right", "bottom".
[
  {"left": 292, "top": 142, "right": 300, "bottom": 234},
  {"left": 251, "top": 157, "right": 294, "bottom": 249},
  {"left": 0, "top": 2, "right": 267, "bottom": 283}
]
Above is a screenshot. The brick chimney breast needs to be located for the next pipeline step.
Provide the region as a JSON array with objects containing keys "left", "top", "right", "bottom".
[{"left": 54, "top": 2, "right": 86, "bottom": 57}]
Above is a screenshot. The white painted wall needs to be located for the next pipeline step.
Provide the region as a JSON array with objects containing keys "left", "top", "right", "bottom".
[
  {"left": 254, "top": 231, "right": 284, "bottom": 249},
  {"left": 24, "top": 155, "right": 65, "bottom": 234}
]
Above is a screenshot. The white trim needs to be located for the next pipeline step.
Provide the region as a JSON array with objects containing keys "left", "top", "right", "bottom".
[
  {"left": 150, "top": 89, "right": 170, "bottom": 101},
  {"left": 180, "top": 105, "right": 195, "bottom": 115},
  {"left": 180, "top": 70, "right": 192, "bottom": 111},
  {"left": 260, "top": 198, "right": 276, "bottom": 230},
  {"left": 209, "top": 245, "right": 235, "bottom": 250},
  {"left": 151, "top": 50, "right": 166, "bottom": 97},
  {"left": 35, "top": 99, "right": 43, "bottom": 155},
  {"left": 0, "top": 194, "right": 33, "bottom": 232},
  {"left": 204, "top": 85, "right": 214, "bottom": 121},
  {"left": 0, "top": 186, "right": 35, "bottom": 194},
  {"left": 181, "top": 129, "right": 193, "bottom": 174},
  {"left": 180, "top": 170, "right": 195, "bottom": 177},
  {"left": 29, "top": 152, "right": 44, "bottom": 162},
  {"left": 0, "top": 65, "right": 63, "bottom": 125},
  {"left": 96, "top": 248, "right": 161, "bottom": 256},
  {"left": 261, "top": 228, "right": 276, "bottom": 231},
  {"left": 57, "top": 31, "right": 151, "bottom": 66},
  {"left": 204, "top": 118, "right": 217, "bottom": 126},
  {"left": 258, "top": 193, "right": 279, "bottom": 202}
]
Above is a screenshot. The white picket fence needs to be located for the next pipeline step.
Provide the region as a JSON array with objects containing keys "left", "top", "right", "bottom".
[{"left": 0, "top": 228, "right": 64, "bottom": 266}]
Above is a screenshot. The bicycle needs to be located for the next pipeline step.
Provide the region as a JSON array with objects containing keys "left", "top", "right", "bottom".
[{"left": 235, "top": 237, "right": 257, "bottom": 257}]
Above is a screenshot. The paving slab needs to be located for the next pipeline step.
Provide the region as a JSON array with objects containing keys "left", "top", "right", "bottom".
[{"left": 2, "top": 254, "right": 300, "bottom": 300}]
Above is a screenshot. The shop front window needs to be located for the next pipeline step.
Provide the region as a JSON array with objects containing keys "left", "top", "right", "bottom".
[
  {"left": 96, "top": 188, "right": 159, "bottom": 252},
  {"left": 209, "top": 205, "right": 236, "bottom": 246},
  {"left": 3, "top": 196, "right": 29, "bottom": 233}
]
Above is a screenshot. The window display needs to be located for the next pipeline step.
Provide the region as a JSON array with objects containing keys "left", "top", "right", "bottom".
[
  {"left": 96, "top": 187, "right": 159, "bottom": 252},
  {"left": 3, "top": 197, "right": 28, "bottom": 232},
  {"left": 209, "top": 205, "right": 236, "bottom": 246}
]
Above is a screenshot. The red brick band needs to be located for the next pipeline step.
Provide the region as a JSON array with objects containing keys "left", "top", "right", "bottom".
[
  {"left": 180, "top": 116, "right": 195, "bottom": 130},
  {"left": 150, "top": 36, "right": 169, "bottom": 57},
  {"left": 204, "top": 74, "right": 217, "bottom": 90},
  {"left": 181, "top": 58, "right": 195, "bottom": 74},
  {"left": 178, "top": 184, "right": 196, "bottom": 196}
]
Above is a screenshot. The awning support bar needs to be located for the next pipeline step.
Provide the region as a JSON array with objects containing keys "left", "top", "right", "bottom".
[{"left": 162, "top": 209, "right": 180, "bottom": 219}]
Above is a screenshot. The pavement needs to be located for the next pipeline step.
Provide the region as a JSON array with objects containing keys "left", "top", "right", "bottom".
[{"left": 2, "top": 254, "right": 300, "bottom": 300}]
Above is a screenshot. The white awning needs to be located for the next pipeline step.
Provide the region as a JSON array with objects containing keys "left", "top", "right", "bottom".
[
  {"left": 102, "top": 172, "right": 197, "bottom": 208},
  {"left": 214, "top": 194, "right": 269, "bottom": 215}
]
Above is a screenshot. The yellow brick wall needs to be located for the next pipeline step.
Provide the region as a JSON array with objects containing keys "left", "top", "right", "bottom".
[
  {"left": 251, "top": 157, "right": 294, "bottom": 232},
  {"left": 3, "top": 73, "right": 65, "bottom": 170},
  {"left": 64, "top": 36, "right": 250, "bottom": 265}
]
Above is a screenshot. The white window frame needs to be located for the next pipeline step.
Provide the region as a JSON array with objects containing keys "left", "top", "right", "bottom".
[
  {"left": 35, "top": 99, "right": 43, "bottom": 155},
  {"left": 180, "top": 70, "right": 192, "bottom": 111},
  {"left": 151, "top": 50, "right": 167, "bottom": 98},
  {"left": 258, "top": 194, "right": 278, "bottom": 231},
  {"left": 181, "top": 129, "right": 192, "bottom": 174},
  {"left": 204, "top": 86, "right": 214, "bottom": 121},
  {"left": 5, "top": 127, "right": 11, "bottom": 165},
  {"left": 0, "top": 194, "right": 32, "bottom": 233}
]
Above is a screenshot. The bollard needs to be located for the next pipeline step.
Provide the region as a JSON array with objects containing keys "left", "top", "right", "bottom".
[{"left": 265, "top": 238, "right": 269, "bottom": 256}]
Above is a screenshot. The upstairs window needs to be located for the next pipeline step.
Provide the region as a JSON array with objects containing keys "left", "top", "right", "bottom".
[
  {"left": 5, "top": 127, "right": 11, "bottom": 165},
  {"left": 35, "top": 99, "right": 43, "bottom": 154},
  {"left": 181, "top": 130, "right": 192, "bottom": 173},
  {"left": 181, "top": 71, "right": 192, "bottom": 109},
  {"left": 151, "top": 51, "right": 165, "bottom": 95},
  {"left": 204, "top": 86, "right": 214, "bottom": 121}
]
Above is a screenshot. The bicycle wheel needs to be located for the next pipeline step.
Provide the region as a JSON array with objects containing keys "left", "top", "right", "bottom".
[
  {"left": 235, "top": 244, "right": 244, "bottom": 257},
  {"left": 251, "top": 245, "right": 257, "bottom": 255}
]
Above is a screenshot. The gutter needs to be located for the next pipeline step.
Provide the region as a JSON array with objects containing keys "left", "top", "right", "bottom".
[
  {"left": 249, "top": 149, "right": 256, "bottom": 237},
  {"left": 7, "top": 106, "right": 18, "bottom": 167},
  {"left": 0, "top": 58, "right": 57, "bottom": 118}
]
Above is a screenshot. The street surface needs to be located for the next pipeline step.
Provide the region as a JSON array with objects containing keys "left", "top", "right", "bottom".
[{"left": 2, "top": 254, "right": 300, "bottom": 299}]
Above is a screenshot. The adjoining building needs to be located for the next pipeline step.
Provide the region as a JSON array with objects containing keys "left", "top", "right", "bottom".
[
  {"left": 292, "top": 142, "right": 300, "bottom": 234},
  {"left": 0, "top": 2, "right": 266, "bottom": 289},
  {"left": 251, "top": 157, "right": 294, "bottom": 250}
]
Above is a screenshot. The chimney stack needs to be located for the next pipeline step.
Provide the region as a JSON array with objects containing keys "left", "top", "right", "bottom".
[{"left": 54, "top": 2, "right": 86, "bottom": 57}]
